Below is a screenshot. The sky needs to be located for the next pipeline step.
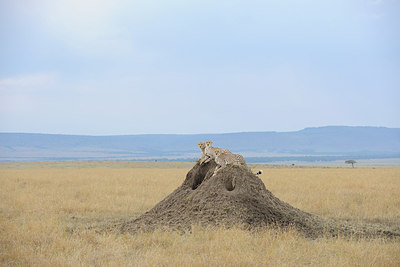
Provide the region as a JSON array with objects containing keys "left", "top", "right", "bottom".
[{"left": 0, "top": 0, "right": 399, "bottom": 135}]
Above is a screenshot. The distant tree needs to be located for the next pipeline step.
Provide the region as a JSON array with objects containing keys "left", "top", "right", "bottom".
[{"left": 345, "top": 160, "right": 356, "bottom": 168}]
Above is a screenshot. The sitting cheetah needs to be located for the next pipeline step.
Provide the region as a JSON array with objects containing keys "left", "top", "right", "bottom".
[
  {"left": 197, "top": 142, "right": 206, "bottom": 162},
  {"left": 203, "top": 140, "right": 217, "bottom": 163},
  {"left": 202, "top": 140, "right": 228, "bottom": 163},
  {"left": 213, "top": 148, "right": 246, "bottom": 174}
]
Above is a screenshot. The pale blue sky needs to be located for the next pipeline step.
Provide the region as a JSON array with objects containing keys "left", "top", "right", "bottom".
[{"left": 0, "top": 0, "right": 399, "bottom": 135}]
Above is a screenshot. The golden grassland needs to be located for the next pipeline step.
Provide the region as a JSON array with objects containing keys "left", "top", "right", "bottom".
[{"left": 1, "top": 162, "right": 400, "bottom": 266}]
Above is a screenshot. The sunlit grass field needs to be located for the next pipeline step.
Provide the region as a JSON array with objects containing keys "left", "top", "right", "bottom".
[{"left": 1, "top": 162, "right": 399, "bottom": 266}]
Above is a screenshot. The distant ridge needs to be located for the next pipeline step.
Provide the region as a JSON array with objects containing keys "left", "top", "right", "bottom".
[{"left": 1, "top": 126, "right": 399, "bottom": 162}]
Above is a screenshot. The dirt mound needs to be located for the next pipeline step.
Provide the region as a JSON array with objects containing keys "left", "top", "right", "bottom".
[{"left": 120, "top": 161, "right": 400, "bottom": 239}]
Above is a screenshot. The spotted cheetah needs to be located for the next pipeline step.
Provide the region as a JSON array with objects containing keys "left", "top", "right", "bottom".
[
  {"left": 213, "top": 148, "right": 246, "bottom": 174},
  {"left": 201, "top": 140, "right": 229, "bottom": 163},
  {"left": 197, "top": 142, "right": 206, "bottom": 162},
  {"left": 204, "top": 140, "right": 217, "bottom": 162}
]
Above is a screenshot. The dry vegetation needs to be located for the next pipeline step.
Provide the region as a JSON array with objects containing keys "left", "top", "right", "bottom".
[{"left": 1, "top": 162, "right": 400, "bottom": 266}]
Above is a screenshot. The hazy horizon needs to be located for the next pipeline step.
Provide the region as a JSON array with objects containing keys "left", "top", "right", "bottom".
[
  {"left": 0, "top": 125, "right": 399, "bottom": 136},
  {"left": 2, "top": 126, "right": 400, "bottom": 163},
  {"left": 1, "top": 1, "right": 399, "bottom": 135}
]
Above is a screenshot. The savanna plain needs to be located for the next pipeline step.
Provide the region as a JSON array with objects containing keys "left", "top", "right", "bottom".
[{"left": 1, "top": 161, "right": 400, "bottom": 266}]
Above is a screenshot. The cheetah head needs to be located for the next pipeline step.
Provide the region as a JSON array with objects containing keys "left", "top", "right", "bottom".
[
  {"left": 205, "top": 140, "right": 213, "bottom": 147},
  {"left": 214, "top": 148, "right": 221, "bottom": 156},
  {"left": 197, "top": 142, "right": 205, "bottom": 149}
]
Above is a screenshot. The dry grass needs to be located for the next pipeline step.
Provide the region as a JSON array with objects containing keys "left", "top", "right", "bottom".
[
  {"left": 263, "top": 168, "right": 400, "bottom": 226},
  {"left": 1, "top": 163, "right": 400, "bottom": 266}
]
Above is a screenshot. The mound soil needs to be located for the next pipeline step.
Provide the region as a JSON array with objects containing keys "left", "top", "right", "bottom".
[{"left": 120, "top": 160, "right": 400, "bottom": 239}]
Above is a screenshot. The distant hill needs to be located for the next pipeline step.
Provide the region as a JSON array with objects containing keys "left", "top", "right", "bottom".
[{"left": 1, "top": 126, "right": 399, "bottom": 162}]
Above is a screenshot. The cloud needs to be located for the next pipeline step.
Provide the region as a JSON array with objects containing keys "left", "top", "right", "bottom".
[
  {"left": 36, "top": 0, "right": 130, "bottom": 56},
  {"left": 368, "top": 0, "right": 383, "bottom": 5},
  {"left": 0, "top": 73, "right": 55, "bottom": 90}
]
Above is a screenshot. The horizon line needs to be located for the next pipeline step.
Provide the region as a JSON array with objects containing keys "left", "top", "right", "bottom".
[{"left": 0, "top": 125, "right": 397, "bottom": 137}]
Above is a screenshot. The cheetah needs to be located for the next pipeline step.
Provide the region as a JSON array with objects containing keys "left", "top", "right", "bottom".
[
  {"left": 197, "top": 142, "right": 206, "bottom": 162},
  {"left": 213, "top": 148, "right": 246, "bottom": 174},
  {"left": 201, "top": 140, "right": 228, "bottom": 163},
  {"left": 204, "top": 140, "right": 217, "bottom": 162}
]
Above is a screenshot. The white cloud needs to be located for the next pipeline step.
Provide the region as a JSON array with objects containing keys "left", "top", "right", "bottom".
[
  {"left": 0, "top": 74, "right": 55, "bottom": 89},
  {"left": 35, "top": 0, "right": 132, "bottom": 57},
  {"left": 368, "top": 0, "right": 383, "bottom": 5}
]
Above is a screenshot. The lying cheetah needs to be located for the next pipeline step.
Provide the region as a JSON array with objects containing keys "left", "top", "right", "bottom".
[{"left": 213, "top": 148, "right": 246, "bottom": 174}]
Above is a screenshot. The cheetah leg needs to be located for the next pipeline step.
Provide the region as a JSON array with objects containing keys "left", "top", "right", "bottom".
[
  {"left": 213, "top": 165, "right": 221, "bottom": 175},
  {"left": 203, "top": 156, "right": 212, "bottom": 163},
  {"left": 199, "top": 156, "right": 205, "bottom": 164},
  {"left": 200, "top": 155, "right": 211, "bottom": 164}
]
